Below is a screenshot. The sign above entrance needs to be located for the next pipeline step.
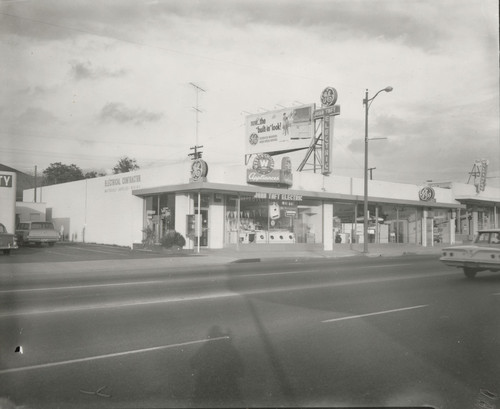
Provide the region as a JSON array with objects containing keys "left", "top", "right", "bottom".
[
  {"left": 253, "top": 192, "right": 303, "bottom": 201},
  {"left": 247, "top": 156, "right": 293, "bottom": 187}
]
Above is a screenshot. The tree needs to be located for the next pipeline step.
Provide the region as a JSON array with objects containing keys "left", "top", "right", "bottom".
[
  {"left": 113, "top": 156, "right": 139, "bottom": 174},
  {"left": 42, "top": 162, "right": 85, "bottom": 185},
  {"left": 84, "top": 170, "right": 107, "bottom": 179}
]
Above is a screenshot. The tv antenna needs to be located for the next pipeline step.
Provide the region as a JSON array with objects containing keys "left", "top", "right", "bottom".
[{"left": 189, "top": 82, "right": 206, "bottom": 146}]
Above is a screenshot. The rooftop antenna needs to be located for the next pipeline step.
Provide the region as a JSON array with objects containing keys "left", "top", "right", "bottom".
[{"left": 189, "top": 82, "right": 206, "bottom": 146}]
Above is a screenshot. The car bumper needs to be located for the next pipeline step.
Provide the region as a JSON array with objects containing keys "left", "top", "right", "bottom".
[{"left": 440, "top": 257, "right": 500, "bottom": 271}]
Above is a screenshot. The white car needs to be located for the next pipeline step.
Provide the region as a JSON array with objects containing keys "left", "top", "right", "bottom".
[{"left": 440, "top": 229, "right": 500, "bottom": 279}]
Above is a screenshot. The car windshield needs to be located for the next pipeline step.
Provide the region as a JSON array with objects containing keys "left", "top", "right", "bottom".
[
  {"left": 30, "top": 222, "right": 54, "bottom": 230},
  {"left": 475, "top": 232, "right": 500, "bottom": 244},
  {"left": 0, "top": 224, "right": 6, "bottom": 234}
]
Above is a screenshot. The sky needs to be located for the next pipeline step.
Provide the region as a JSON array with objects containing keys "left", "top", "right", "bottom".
[{"left": 1, "top": 0, "right": 499, "bottom": 188}]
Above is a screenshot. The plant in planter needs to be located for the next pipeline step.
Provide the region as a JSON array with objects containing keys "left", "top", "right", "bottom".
[
  {"left": 161, "top": 230, "right": 186, "bottom": 249},
  {"left": 141, "top": 225, "right": 157, "bottom": 248}
]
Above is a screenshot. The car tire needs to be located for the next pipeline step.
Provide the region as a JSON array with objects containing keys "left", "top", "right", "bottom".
[
  {"left": 48, "top": 242, "right": 55, "bottom": 247},
  {"left": 463, "top": 268, "right": 478, "bottom": 279}
]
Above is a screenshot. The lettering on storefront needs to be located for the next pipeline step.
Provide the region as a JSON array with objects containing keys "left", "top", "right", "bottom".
[
  {"left": 104, "top": 174, "right": 142, "bottom": 193},
  {"left": 0, "top": 174, "right": 13, "bottom": 188},
  {"left": 249, "top": 192, "right": 303, "bottom": 201}
]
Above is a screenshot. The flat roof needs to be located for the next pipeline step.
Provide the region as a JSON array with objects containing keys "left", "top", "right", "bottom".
[{"left": 132, "top": 181, "right": 465, "bottom": 209}]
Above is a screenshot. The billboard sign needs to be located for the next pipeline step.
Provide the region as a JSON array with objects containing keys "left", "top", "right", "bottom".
[{"left": 245, "top": 104, "right": 315, "bottom": 155}]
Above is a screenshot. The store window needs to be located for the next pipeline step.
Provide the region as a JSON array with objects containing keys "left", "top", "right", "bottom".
[
  {"left": 432, "top": 209, "right": 451, "bottom": 244},
  {"left": 144, "top": 193, "right": 176, "bottom": 243},
  {"left": 379, "top": 206, "right": 422, "bottom": 244},
  {"left": 224, "top": 194, "right": 322, "bottom": 245},
  {"left": 193, "top": 194, "right": 210, "bottom": 247}
]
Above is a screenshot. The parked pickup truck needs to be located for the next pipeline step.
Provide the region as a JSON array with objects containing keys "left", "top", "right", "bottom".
[
  {"left": 0, "top": 223, "right": 18, "bottom": 255},
  {"left": 16, "top": 221, "right": 60, "bottom": 247}
]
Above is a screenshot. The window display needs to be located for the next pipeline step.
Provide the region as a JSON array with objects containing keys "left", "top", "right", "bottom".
[{"left": 224, "top": 194, "right": 322, "bottom": 245}]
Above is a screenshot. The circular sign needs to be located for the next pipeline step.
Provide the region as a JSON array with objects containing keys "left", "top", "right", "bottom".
[
  {"left": 419, "top": 186, "right": 435, "bottom": 201},
  {"left": 252, "top": 153, "right": 274, "bottom": 175},
  {"left": 320, "top": 87, "right": 338, "bottom": 107},
  {"left": 249, "top": 133, "right": 258, "bottom": 145},
  {"left": 191, "top": 159, "right": 208, "bottom": 181}
]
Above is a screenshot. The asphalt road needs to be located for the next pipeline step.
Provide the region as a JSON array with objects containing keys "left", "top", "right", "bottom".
[{"left": 1, "top": 247, "right": 500, "bottom": 409}]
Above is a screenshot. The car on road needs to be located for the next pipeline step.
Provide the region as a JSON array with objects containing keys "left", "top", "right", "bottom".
[
  {"left": 16, "top": 221, "right": 60, "bottom": 247},
  {"left": 0, "top": 223, "right": 18, "bottom": 255},
  {"left": 440, "top": 229, "right": 500, "bottom": 279}
]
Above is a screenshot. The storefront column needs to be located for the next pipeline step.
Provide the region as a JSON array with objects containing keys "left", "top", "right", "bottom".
[
  {"left": 422, "top": 210, "right": 428, "bottom": 247},
  {"left": 375, "top": 206, "right": 379, "bottom": 244},
  {"left": 495, "top": 205, "right": 499, "bottom": 228},
  {"left": 450, "top": 211, "right": 456, "bottom": 245},
  {"left": 209, "top": 196, "right": 224, "bottom": 249},
  {"left": 323, "top": 202, "right": 333, "bottom": 251},
  {"left": 471, "top": 209, "right": 479, "bottom": 237}
]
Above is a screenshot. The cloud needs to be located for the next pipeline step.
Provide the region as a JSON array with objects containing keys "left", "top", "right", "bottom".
[
  {"left": 69, "top": 60, "right": 126, "bottom": 81},
  {"left": 0, "top": 0, "right": 449, "bottom": 51},
  {"left": 16, "top": 107, "right": 58, "bottom": 126},
  {"left": 99, "top": 102, "right": 163, "bottom": 125}
]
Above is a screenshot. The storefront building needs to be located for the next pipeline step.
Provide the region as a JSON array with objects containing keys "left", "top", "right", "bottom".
[
  {"left": 429, "top": 181, "right": 500, "bottom": 242},
  {"left": 22, "top": 159, "right": 490, "bottom": 251}
]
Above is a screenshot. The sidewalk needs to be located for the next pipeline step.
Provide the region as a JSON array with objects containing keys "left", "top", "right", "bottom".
[{"left": 187, "top": 242, "right": 446, "bottom": 264}]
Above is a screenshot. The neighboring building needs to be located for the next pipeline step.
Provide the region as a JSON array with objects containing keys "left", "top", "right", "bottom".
[
  {"left": 0, "top": 164, "right": 35, "bottom": 202},
  {"left": 0, "top": 170, "right": 17, "bottom": 232},
  {"left": 22, "top": 160, "right": 477, "bottom": 250},
  {"left": 429, "top": 181, "right": 500, "bottom": 241}
]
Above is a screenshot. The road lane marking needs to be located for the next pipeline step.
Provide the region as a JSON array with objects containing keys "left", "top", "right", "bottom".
[
  {"left": 0, "top": 336, "right": 228, "bottom": 375},
  {"left": 0, "top": 279, "right": 169, "bottom": 294},
  {"left": 0, "top": 265, "right": 450, "bottom": 294},
  {"left": 0, "top": 292, "right": 240, "bottom": 317},
  {"left": 0, "top": 272, "right": 454, "bottom": 318},
  {"left": 322, "top": 304, "right": 429, "bottom": 323}
]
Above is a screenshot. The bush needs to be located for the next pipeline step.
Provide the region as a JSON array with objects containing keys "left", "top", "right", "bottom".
[
  {"left": 141, "top": 225, "right": 156, "bottom": 246},
  {"left": 161, "top": 230, "right": 186, "bottom": 248}
]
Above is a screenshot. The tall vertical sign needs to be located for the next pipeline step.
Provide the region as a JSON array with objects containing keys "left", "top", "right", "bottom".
[
  {"left": 477, "top": 159, "right": 488, "bottom": 192},
  {"left": 322, "top": 115, "right": 331, "bottom": 174},
  {"left": 313, "top": 87, "right": 340, "bottom": 176}
]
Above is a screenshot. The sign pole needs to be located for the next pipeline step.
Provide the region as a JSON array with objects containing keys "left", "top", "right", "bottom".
[{"left": 197, "top": 191, "right": 201, "bottom": 253}]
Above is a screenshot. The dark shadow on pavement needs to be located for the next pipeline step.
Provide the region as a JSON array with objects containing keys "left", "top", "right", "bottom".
[{"left": 190, "top": 326, "right": 245, "bottom": 408}]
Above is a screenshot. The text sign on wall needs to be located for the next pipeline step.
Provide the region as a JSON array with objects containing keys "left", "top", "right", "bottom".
[
  {"left": 104, "top": 174, "right": 142, "bottom": 193},
  {"left": 0, "top": 174, "right": 13, "bottom": 188}
]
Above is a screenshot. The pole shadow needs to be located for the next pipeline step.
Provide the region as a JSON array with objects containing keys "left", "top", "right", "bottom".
[{"left": 190, "top": 326, "right": 245, "bottom": 407}]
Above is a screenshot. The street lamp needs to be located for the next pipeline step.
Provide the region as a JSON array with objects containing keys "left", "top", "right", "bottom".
[{"left": 363, "top": 86, "right": 393, "bottom": 253}]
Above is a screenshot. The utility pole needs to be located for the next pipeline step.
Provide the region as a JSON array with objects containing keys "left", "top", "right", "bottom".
[
  {"left": 34, "top": 165, "right": 37, "bottom": 202},
  {"left": 189, "top": 82, "right": 206, "bottom": 146},
  {"left": 368, "top": 167, "right": 376, "bottom": 180},
  {"left": 188, "top": 145, "right": 204, "bottom": 160}
]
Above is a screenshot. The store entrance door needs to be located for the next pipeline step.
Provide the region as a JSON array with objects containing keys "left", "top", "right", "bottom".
[{"left": 195, "top": 209, "right": 209, "bottom": 246}]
